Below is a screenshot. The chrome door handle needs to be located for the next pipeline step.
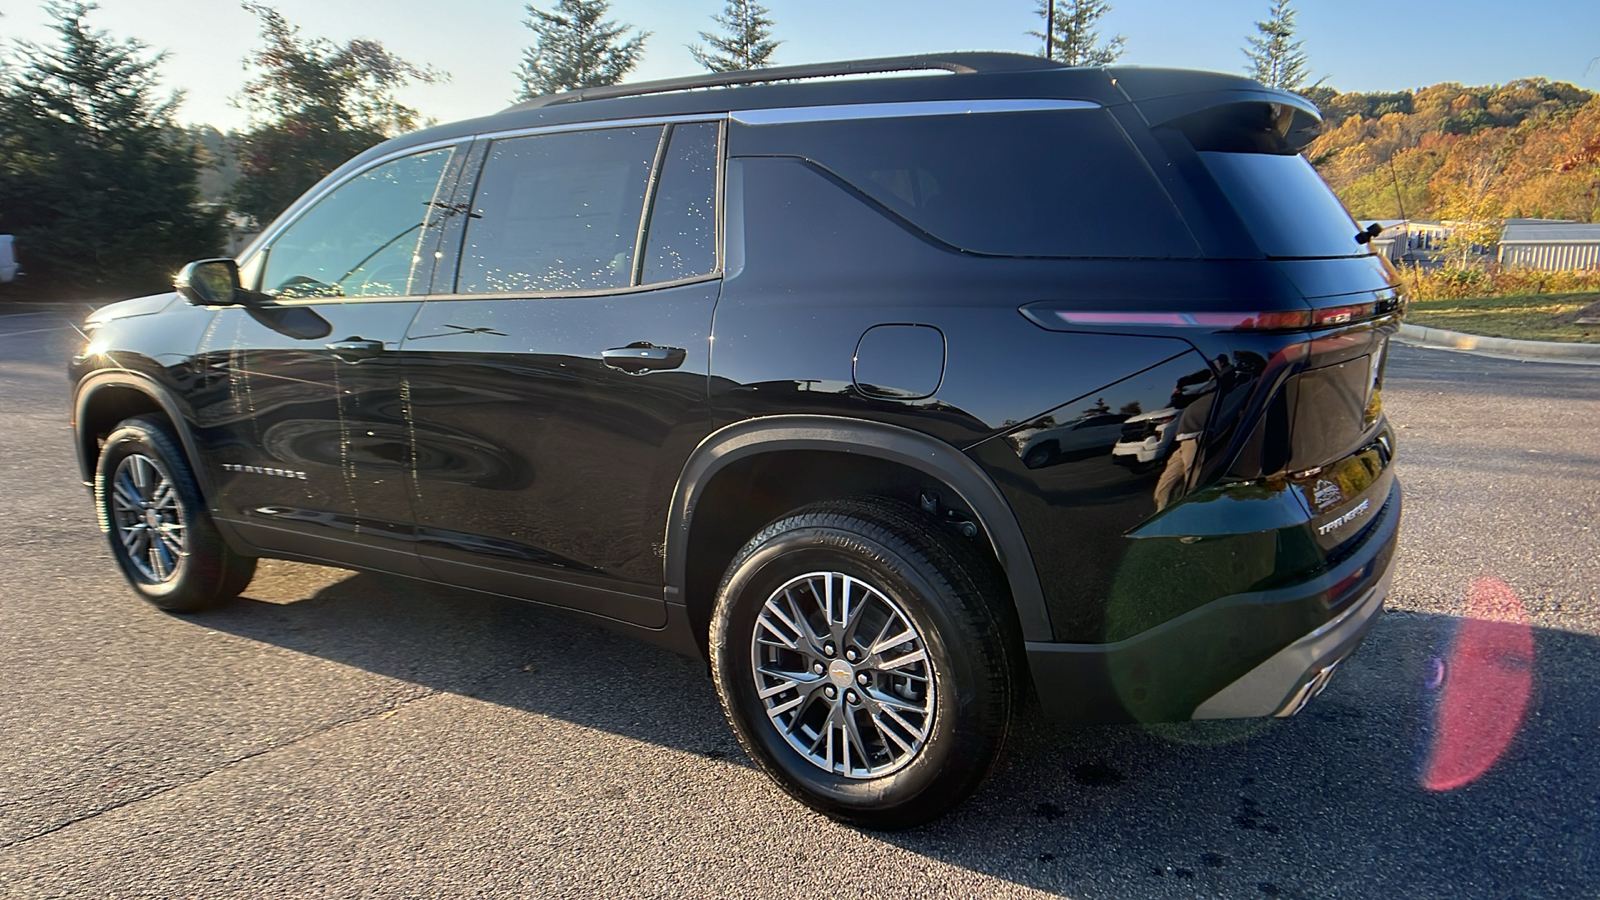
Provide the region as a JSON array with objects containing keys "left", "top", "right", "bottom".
[
  {"left": 602, "top": 343, "right": 686, "bottom": 374},
  {"left": 325, "top": 338, "right": 384, "bottom": 361}
]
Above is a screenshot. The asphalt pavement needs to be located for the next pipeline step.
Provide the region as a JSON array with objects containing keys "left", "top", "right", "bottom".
[{"left": 1, "top": 307, "right": 1597, "bottom": 899}]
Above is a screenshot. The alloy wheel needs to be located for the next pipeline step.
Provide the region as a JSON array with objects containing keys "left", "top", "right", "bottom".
[
  {"left": 750, "top": 571, "right": 936, "bottom": 779},
  {"left": 108, "top": 452, "right": 187, "bottom": 584}
]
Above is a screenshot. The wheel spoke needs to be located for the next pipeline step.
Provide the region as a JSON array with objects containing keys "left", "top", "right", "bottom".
[
  {"left": 871, "top": 623, "right": 917, "bottom": 657},
  {"left": 113, "top": 477, "right": 143, "bottom": 512},
  {"left": 870, "top": 711, "right": 916, "bottom": 755},
  {"left": 841, "top": 709, "right": 873, "bottom": 774},
  {"left": 877, "top": 647, "right": 929, "bottom": 673},
  {"left": 148, "top": 537, "right": 169, "bottom": 580},
  {"left": 119, "top": 523, "right": 146, "bottom": 552}
]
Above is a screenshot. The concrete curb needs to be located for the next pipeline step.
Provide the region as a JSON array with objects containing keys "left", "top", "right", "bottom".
[{"left": 1396, "top": 323, "right": 1600, "bottom": 366}]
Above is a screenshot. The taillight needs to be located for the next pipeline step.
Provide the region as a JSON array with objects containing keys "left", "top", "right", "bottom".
[
  {"left": 1049, "top": 305, "right": 1385, "bottom": 333},
  {"left": 1051, "top": 310, "right": 1313, "bottom": 331},
  {"left": 1312, "top": 302, "right": 1378, "bottom": 327}
]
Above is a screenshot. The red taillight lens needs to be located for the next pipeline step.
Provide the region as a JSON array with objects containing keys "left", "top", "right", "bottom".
[
  {"left": 1312, "top": 302, "right": 1378, "bottom": 327},
  {"left": 1051, "top": 305, "right": 1383, "bottom": 332},
  {"left": 1052, "top": 310, "right": 1312, "bottom": 331}
]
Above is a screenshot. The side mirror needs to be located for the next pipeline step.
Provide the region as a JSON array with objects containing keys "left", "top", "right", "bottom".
[{"left": 176, "top": 258, "right": 255, "bottom": 307}]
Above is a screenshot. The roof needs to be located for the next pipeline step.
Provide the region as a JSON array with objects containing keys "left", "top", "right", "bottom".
[{"left": 1502, "top": 223, "right": 1600, "bottom": 244}]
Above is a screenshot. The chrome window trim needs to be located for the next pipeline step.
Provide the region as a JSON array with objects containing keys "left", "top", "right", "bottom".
[
  {"left": 729, "top": 98, "right": 1101, "bottom": 126},
  {"left": 473, "top": 112, "right": 728, "bottom": 143},
  {"left": 422, "top": 273, "right": 722, "bottom": 304}
]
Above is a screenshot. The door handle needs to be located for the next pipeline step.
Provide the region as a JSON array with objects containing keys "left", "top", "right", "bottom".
[
  {"left": 326, "top": 338, "right": 384, "bottom": 361},
  {"left": 602, "top": 343, "right": 686, "bottom": 374}
]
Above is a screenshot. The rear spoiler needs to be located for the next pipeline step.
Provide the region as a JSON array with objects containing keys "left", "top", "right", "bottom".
[{"left": 1107, "top": 68, "right": 1323, "bottom": 154}]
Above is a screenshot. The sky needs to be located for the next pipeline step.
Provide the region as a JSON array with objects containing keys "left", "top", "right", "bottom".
[{"left": 1, "top": 0, "right": 1597, "bottom": 131}]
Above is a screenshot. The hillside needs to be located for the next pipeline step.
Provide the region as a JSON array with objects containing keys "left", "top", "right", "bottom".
[{"left": 1305, "top": 80, "right": 1600, "bottom": 224}]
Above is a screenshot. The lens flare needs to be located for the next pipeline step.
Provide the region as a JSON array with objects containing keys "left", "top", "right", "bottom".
[{"left": 1422, "top": 577, "right": 1534, "bottom": 792}]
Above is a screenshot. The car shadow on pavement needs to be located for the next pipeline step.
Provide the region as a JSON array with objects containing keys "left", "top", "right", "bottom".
[{"left": 203, "top": 570, "right": 1599, "bottom": 899}]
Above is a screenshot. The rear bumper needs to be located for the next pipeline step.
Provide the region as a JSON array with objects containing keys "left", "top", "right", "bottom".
[
  {"left": 1024, "top": 478, "right": 1400, "bottom": 724},
  {"left": 1190, "top": 559, "right": 1389, "bottom": 719}
]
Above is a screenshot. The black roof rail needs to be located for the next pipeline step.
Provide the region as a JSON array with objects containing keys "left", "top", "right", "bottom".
[{"left": 508, "top": 52, "right": 1065, "bottom": 111}]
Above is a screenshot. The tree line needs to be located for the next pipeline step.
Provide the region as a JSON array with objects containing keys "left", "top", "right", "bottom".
[{"left": 0, "top": 0, "right": 1583, "bottom": 301}]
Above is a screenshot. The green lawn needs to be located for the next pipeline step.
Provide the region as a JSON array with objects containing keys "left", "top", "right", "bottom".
[{"left": 1405, "top": 292, "right": 1600, "bottom": 343}]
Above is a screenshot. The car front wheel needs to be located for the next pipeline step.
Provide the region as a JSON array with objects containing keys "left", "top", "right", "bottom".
[
  {"left": 711, "top": 498, "right": 1014, "bottom": 829},
  {"left": 95, "top": 414, "right": 256, "bottom": 612}
]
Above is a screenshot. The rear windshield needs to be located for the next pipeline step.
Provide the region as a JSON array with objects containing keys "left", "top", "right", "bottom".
[
  {"left": 1198, "top": 151, "right": 1366, "bottom": 259},
  {"left": 732, "top": 110, "right": 1200, "bottom": 259}
]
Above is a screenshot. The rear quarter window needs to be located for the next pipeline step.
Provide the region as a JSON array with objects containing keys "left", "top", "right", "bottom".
[
  {"left": 731, "top": 109, "right": 1199, "bottom": 259},
  {"left": 1197, "top": 151, "right": 1366, "bottom": 259}
]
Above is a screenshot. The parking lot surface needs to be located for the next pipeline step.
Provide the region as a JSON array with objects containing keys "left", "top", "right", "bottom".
[{"left": 2, "top": 307, "right": 1597, "bottom": 898}]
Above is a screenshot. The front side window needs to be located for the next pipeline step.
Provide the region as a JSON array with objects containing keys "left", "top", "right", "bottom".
[
  {"left": 260, "top": 147, "right": 456, "bottom": 299},
  {"left": 458, "top": 127, "right": 662, "bottom": 294}
]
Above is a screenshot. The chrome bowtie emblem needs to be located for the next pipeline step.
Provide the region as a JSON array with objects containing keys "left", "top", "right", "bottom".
[{"left": 1313, "top": 479, "right": 1344, "bottom": 510}]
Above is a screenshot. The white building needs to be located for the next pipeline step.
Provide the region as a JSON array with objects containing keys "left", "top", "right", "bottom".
[{"left": 1498, "top": 223, "right": 1600, "bottom": 271}]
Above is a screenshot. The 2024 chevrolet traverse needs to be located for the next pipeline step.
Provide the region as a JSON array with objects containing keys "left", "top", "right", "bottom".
[{"left": 71, "top": 53, "right": 1402, "bottom": 828}]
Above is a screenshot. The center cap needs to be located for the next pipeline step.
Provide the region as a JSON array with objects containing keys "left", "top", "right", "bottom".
[
  {"left": 145, "top": 510, "right": 161, "bottom": 529},
  {"left": 827, "top": 659, "right": 854, "bottom": 689}
]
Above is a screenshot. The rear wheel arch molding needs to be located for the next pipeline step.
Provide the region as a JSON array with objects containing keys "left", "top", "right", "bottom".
[
  {"left": 74, "top": 371, "right": 213, "bottom": 500},
  {"left": 666, "top": 415, "right": 1052, "bottom": 642}
]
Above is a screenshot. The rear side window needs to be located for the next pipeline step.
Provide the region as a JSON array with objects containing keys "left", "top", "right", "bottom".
[
  {"left": 732, "top": 110, "right": 1198, "bottom": 259},
  {"left": 642, "top": 122, "right": 720, "bottom": 283},
  {"left": 1198, "top": 151, "right": 1365, "bottom": 259},
  {"left": 459, "top": 126, "right": 661, "bottom": 293}
]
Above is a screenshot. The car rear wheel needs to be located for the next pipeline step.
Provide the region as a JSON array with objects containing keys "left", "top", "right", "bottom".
[
  {"left": 95, "top": 415, "right": 255, "bottom": 612},
  {"left": 711, "top": 498, "right": 1014, "bottom": 829}
]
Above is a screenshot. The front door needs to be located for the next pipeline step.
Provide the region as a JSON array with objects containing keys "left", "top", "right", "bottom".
[
  {"left": 191, "top": 145, "right": 463, "bottom": 574},
  {"left": 400, "top": 121, "right": 724, "bottom": 626}
]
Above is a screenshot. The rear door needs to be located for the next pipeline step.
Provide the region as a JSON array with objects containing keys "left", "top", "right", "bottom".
[
  {"left": 400, "top": 120, "right": 724, "bottom": 626},
  {"left": 192, "top": 145, "right": 464, "bottom": 574}
]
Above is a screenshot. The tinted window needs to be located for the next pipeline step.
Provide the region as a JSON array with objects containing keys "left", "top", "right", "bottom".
[
  {"left": 1199, "top": 151, "right": 1365, "bottom": 259},
  {"left": 733, "top": 110, "right": 1198, "bottom": 258},
  {"left": 642, "top": 122, "right": 719, "bottom": 283},
  {"left": 261, "top": 148, "right": 455, "bottom": 299},
  {"left": 459, "top": 127, "right": 661, "bottom": 294}
]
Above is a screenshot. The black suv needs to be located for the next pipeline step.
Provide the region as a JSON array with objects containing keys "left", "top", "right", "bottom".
[{"left": 70, "top": 53, "right": 1403, "bottom": 828}]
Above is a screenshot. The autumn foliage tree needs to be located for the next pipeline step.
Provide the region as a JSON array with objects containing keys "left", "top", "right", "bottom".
[
  {"left": 230, "top": 3, "right": 444, "bottom": 225},
  {"left": 1308, "top": 79, "right": 1600, "bottom": 225}
]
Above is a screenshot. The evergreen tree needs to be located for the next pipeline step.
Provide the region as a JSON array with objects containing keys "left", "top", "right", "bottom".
[
  {"left": 0, "top": 1, "right": 221, "bottom": 298},
  {"left": 1030, "top": 0, "right": 1126, "bottom": 67},
  {"left": 689, "top": 0, "right": 780, "bottom": 72},
  {"left": 516, "top": 0, "right": 650, "bottom": 98},
  {"left": 1243, "top": 0, "right": 1312, "bottom": 90},
  {"left": 230, "top": 3, "right": 444, "bottom": 225}
]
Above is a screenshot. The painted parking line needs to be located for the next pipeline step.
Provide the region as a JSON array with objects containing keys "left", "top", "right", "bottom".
[{"left": 0, "top": 326, "right": 68, "bottom": 339}]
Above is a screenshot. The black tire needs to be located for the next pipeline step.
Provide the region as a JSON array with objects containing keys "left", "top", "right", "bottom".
[
  {"left": 95, "top": 414, "right": 256, "bottom": 612},
  {"left": 710, "top": 498, "right": 1014, "bottom": 829}
]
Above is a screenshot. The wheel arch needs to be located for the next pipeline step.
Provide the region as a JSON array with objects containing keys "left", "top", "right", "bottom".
[
  {"left": 666, "top": 415, "right": 1052, "bottom": 653},
  {"left": 74, "top": 370, "right": 213, "bottom": 500}
]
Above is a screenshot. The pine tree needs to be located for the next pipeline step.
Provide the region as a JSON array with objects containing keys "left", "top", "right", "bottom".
[
  {"left": 1030, "top": 0, "right": 1126, "bottom": 67},
  {"left": 1243, "top": 0, "right": 1312, "bottom": 90},
  {"left": 689, "top": 0, "right": 780, "bottom": 72},
  {"left": 517, "top": 0, "right": 650, "bottom": 98},
  {"left": 0, "top": 1, "right": 221, "bottom": 298},
  {"left": 230, "top": 3, "right": 444, "bottom": 225}
]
